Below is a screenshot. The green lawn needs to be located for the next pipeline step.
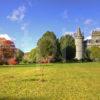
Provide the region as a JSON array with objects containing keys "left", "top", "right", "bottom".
[{"left": 0, "top": 62, "right": 100, "bottom": 100}]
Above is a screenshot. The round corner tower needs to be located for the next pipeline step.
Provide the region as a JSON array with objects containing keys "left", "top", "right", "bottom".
[{"left": 75, "top": 27, "right": 84, "bottom": 60}]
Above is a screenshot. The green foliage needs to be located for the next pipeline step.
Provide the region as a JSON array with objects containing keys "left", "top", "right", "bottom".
[
  {"left": 28, "top": 48, "right": 37, "bottom": 63},
  {"left": 20, "top": 59, "right": 29, "bottom": 64},
  {"left": 56, "top": 39, "right": 62, "bottom": 61},
  {"left": 15, "top": 49, "right": 24, "bottom": 63},
  {"left": 37, "top": 31, "right": 58, "bottom": 62},
  {"left": 84, "top": 48, "right": 91, "bottom": 61},
  {"left": 90, "top": 46, "right": 100, "bottom": 61},
  {"left": 21, "top": 52, "right": 30, "bottom": 64},
  {"left": 60, "top": 35, "right": 76, "bottom": 61}
]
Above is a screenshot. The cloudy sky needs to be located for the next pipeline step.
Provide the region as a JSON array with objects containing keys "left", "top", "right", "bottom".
[{"left": 0, "top": 0, "right": 100, "bottom": 52}]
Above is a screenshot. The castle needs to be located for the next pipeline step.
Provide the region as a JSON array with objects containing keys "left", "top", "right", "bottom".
[{"left": 75, "top": 27, "right": 100, "bottom": 60}]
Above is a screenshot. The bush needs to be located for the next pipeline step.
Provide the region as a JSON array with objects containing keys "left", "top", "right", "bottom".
[
  {"left": 90, "top": 46, "right": 100, "bottom": 61},
  {"left": 7, "top": 58, "right": 17, "bottom": 65},
  {"left": 0, "top": 61, "right": 3, "bottom": 65},
  {"left": 20, "top": 59, "right": 29, "bottom": 64},
  {"left": 0, "top": 58, "right": 3, "bottom": 65}
]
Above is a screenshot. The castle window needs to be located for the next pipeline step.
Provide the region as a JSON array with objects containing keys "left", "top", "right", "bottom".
[{"left": 96, "top": 40, "right": 99, "bottom": 43}]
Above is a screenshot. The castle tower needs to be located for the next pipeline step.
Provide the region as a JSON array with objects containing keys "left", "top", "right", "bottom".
[{"left": 75, "top": 27, "right": 84, "bottom": 60}]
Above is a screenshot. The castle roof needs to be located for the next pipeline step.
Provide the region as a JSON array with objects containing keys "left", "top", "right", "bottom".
[
  {"left": 76, "top": 27, "right": 84, "bottom": 38},
  {"left": 92, "top": 31, "right": 100, "bottom": 36}
]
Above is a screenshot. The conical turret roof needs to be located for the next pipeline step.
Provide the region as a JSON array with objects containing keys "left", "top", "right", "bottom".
[{"left": 77, "top": 27, "right": 83, "bottom": 37}]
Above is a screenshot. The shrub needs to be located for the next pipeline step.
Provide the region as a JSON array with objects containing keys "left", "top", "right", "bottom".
[
  {"left": 20, "top": 59, "right": 29, "bottom": 64},
  {"left": 7, "top": 58, "right": 17, "bottom": 65},
  {"left": 90, "top": 46, "right": 100, "bottom": 61}
]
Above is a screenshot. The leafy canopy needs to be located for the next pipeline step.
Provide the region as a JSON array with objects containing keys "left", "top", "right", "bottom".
[
  {"left": 60, "top": 35, "right": 75, "bottom": 61},
  {"left": 37, "top": 31, "right": 58, "bottom": 62},
  {"left": 90, "top": 46, "right": 100, "bottom": 61}
]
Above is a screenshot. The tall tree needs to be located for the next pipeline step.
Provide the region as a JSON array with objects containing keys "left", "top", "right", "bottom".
[
  {"left": 60, "top": 35, "right": 76, "bottom": 61},
  {"left": 15, "top": 49, "right": 24, "bottom": 63},
  {"left": 37, "top": 31, "right": 58, "bottom": 63}
]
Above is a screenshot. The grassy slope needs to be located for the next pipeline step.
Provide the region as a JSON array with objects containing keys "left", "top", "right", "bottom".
[{"left": 0, "top": 62, "right": 100, "bottom": 100}]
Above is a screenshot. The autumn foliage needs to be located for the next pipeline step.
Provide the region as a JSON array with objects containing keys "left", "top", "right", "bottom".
[
  {"left": 7, "top": 58, "right": 17, "bottom": 65},
  {"left": 0, "top": 37, "right": 16, "bottom": 65}
]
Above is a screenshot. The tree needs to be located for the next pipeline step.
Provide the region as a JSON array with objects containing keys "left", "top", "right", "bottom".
[
  {"left": 21, "top": 52, "right": 30, "bottom": 64},
  {"left": 90, "top": 46, "right": 100, "bottom": 61},
  {"left": 56, "top": 39, "right": 62, "bottom": 61},
  {"left": 0, "top": 38, "right": 16, "bottom": 64},
  {"left": 0, "top": 55, "right": 3, "bottom": 65},
  {"left": 15, "top": 49, "right": 24, "bottom": 63},
  {"left": 84, "top": 48, "right": 91, "bottom": 61},
  {"left": 28, "top": 48, "right": 37, "bottom": 63},
  {"left": 37, "top": 31, "right": 58, "bottom": 63},
  {"left": 60, "top": 35, "right": 76, "bottom": 61},
  {"left": 3, "top": 40, "right": 15, "bottom": 59}
]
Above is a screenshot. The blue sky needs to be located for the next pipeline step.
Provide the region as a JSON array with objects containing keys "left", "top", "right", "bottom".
[{"left": 0, "top": 0, "right": 100, "bottom": 52}]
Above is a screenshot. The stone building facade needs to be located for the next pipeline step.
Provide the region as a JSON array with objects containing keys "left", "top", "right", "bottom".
[
  {"left": 85, "top": 31, "right": 100, "bottom": 48},
  {"left": 75, "top": 28, "right": 100, "bottom": 60}
]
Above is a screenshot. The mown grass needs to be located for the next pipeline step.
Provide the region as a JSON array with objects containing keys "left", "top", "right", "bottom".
[{"left": 0, "top": 62, "right": 100, "bottom": 100}]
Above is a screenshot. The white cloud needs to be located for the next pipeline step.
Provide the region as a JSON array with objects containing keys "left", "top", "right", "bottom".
[
  {"left": 63, "top": 32, "right": 74, "bottom": 36},
  {"left": 0, "top": 34, "right": 11, "bottom": 40},
  {"left": 84, "top": 19, "right": 93, "bottom": 25},
  {"left": 7, "top": 5, "right": 26, "bottom": 22},
  {"left": 85, "top": 36, "right": 91, "bottom": 40}
]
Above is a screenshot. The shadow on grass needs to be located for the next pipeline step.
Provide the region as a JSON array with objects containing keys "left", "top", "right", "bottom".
[
  {"left": 0, "top": 63, "right": 54, "bottom": 68},
  {"left": 22, "top": 78, "right": 40, "bottom": 82},
  {"left": 22, "top": 78, "right": 47, "bottom": 82},
  {"left": 0, "top": 64, "right": 37, "bottom": 68},
  {"left": 0, "top": 96, "right": 51, "bottom": 100}
]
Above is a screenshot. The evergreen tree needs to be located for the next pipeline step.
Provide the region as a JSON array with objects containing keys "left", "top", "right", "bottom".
[
  {"left": 37, "top": 31, "right": 58, "bottom": 63},
  {"left": 60, "top": 35, "right": 75, "bottom": 61}
]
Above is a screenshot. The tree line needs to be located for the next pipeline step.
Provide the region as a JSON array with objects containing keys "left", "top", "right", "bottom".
[
  {"left": 21, "top": 31, "right": 76, "bottom": 64},
  {"left": 0, "top": 31, "right": 100, "bottom": 65},
  {"left": 21, "top": 31, "right": 100, "bottom": 64}
]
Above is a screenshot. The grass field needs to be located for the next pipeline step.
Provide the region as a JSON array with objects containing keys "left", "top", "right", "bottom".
[{"left": 0, "top": 62, "right": 100, "bottom": 100}]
